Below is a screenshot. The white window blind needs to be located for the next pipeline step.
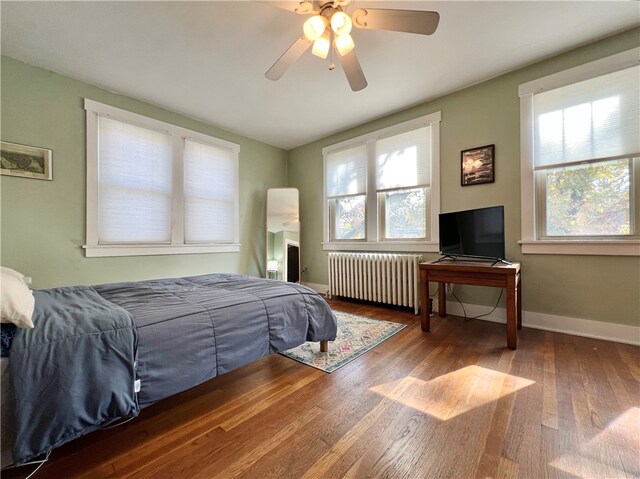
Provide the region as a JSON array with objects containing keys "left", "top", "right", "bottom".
[
  {"left": 325, "top": 144, "right": 367, "bottom": 197},
  {"left": 533, "top": 65, "right": 640, "bottom": 169},
  {"left": 376, "top": 126, "right": 431, "bottom": 190},
  {"left": 98, "top": 116, "right": 173, "bottom": 243},
  {"left": 184, "top": 139, "right": 237, "bottom": 243},
  {"left": 85, "top": 99, "right": 241, "bottom": 257}
]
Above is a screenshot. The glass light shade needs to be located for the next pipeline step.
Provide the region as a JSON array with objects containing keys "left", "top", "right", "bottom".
[
  {"left": 312, "top": 32, "right": 331, "bottom": 59},
  {"left": 335, "top": 33, "right": 354, "bottom": 56},
  {"left": 331, "top": 11, "right": 352, "bottom": 36},
  {"left": 267, "top": 260, "right": 278, "bottom": 272},
  {"left": 303, "top": 15, "right": 328, "bottom": 41}
]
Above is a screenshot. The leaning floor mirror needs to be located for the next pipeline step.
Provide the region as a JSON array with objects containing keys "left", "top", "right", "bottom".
[{"left": 266, "top": 188, "right": 300, "bottom": 282}]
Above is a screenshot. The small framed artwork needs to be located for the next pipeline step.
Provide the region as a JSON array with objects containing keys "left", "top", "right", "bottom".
[
  {"left": 1, "top": 141, "right": 52, "bottom": 180},
  {"left": 461, "top": 144, "right": 494, "bottom": 186}
]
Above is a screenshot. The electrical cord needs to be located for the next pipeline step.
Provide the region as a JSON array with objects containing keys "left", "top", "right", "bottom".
[
  {"left": 14, "top": 412, "right": 134, "bottom": 478},
  {"left": 447, "top": 284, "right": 468, "bottom": 320},
  {"left": 447, "top": 284, "right": 504, "bottom": 321},
  {"left": 471, "top": 289, "right": 504, "bottom": 321},
  {"left": 22, "top": 450, "right": 51, "bottom": 479},
  {"left": 101, "top": 415, "right": 136, "bottom": 430}
]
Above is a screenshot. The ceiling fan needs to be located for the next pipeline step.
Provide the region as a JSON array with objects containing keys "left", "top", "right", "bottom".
[{"left": 265, "top": 1, "right": 440, "bottom": 91}]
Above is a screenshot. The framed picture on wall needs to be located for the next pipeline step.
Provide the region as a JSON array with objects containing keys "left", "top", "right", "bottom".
[
  {"left": 1, "top": 141, "right": 52, "bottom": 180},
  {"left": 461, "top": 144, "right": 494, "bottom": 186}
]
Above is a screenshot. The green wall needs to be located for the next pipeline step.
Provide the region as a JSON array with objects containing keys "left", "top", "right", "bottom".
[
  {"left": 288, "top": 28, "right": 640, "bottom": 327},
  {"left": 0, "top": 56, "right": 288, "bottom": 288}
]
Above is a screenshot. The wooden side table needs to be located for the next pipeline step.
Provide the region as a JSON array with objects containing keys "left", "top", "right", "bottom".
[{"left": 419, "top": 260, "right": 522, "bottom": 349}]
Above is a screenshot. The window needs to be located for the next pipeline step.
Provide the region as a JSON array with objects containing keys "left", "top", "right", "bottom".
[
  {"left": 326, "top": 144, "right": 367, "bottom": 241},
  {"left": 540, "top": 158, "right": 633, "bottom": 238},
  {"left": 519, "top": 49, "right": 640, "bottom": 256},
  {"left": 376, "top": 127, "right": 431, "bottom": 241},
  {"left": 323, "top": 112, "right": 441, "bottom": 252},
  {"left": 84, "top": 100, "right": 240, "bottom": 257},
  {"left": 183, "top": 140, "right": 237, "bottom": 243}
]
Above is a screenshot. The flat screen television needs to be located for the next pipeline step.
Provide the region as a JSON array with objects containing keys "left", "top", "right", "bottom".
[{"left": 439, "top": 205, "right": 507, "bottom": 262}]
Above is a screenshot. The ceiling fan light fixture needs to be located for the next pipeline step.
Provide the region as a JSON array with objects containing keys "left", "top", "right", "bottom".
[
  {"left": 330, "top": 11, "right": 352, "bottom": 36},
  {"left": 334, "top": 33, "right": 355, "bottom": 56},
  {"left": 303, "top": 15, "right": 328, "bottom": 41},
  {"left": 266, "top": 3, "right": 441, "bottom": 92},
  {"left": 312, "top": 31, "right": 331, "bottom": 59}
]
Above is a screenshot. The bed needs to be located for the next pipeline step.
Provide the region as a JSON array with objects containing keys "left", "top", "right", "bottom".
[{"left": 1, "top": 273, "right": 337, "bottom": 467}]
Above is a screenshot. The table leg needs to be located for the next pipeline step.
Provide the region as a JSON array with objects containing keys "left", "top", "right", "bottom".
[
  {"left": 506, "top": 276, "right": 517, "bottom": 350},
  {"left": 420, "top": 269, "right": 430, "bottom": 332},
  {"left": 517, "top": 273, "right": 522, "bottom": 330},
  {"left": 438, "top": 283, "right": 447, "bottom": 317}
]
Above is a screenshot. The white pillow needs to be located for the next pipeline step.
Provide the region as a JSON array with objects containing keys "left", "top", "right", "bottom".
[
  {"left": 1, "top": 266, "right": 25, "bottom": 282},
  {"left": 1, "top": 271, "right": 34, "bottom": 329}
]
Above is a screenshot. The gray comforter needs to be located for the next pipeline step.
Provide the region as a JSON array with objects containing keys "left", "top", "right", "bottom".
[
  {"left": 8, "top": 274, "right": 337, "bottom": 465},
  {"left": 9, "top": 286, "right": 138, "bottom": 465}
]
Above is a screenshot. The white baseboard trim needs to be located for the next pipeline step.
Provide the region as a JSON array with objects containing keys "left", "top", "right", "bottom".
[
  {"left": 304, "top": 282, "right": 640, "bottom": 346},
  {"left": 434, "top": 299, "right": 640, "bottom": 346},
  {"left": 303, "top": 282, "right": 330, "bottom": 296}
]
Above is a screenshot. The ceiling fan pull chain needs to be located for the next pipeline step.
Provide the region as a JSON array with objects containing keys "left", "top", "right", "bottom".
[{"left": 329, "top": 39, "right": 336, "bottom": 71}]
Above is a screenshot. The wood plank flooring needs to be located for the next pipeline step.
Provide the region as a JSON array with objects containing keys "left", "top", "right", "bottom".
[{"left": 5, "top": 299, "right": 639, "bottom": 478}]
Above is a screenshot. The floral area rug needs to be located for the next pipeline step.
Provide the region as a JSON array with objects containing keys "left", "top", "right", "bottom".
[{"left": 280, "top": 311, "right": 406, "bottom": 373}]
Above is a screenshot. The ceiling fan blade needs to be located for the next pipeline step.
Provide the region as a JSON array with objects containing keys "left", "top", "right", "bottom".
[
  {"left": 262, "top": 1, "right": 318, "bottom": 15},
  {"left": 352, "top": 9, "right": 440, "bottom": 36},
  {"left": 337, "top": 49, "right": 368, "bottom": 92},
  {"left": 265, "top": 35, "right": 312, "bottom": 81}
]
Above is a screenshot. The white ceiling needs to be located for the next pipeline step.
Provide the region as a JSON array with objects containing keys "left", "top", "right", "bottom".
[{"left": 1, "top": 1, "right": 638, "bottom": 150}]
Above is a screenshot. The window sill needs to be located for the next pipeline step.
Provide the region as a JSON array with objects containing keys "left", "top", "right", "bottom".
[
  {"left": 519, "top": 240, "right": 640, "bottom": 256},
  {"left": 322, "top": 241, "right": 439, "bottom": 253},
  {"left": 83, "top": 243, "right": 241, "bottom": 258}
]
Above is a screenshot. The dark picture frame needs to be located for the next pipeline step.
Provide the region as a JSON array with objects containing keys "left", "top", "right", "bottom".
[
  {"left": 1, "top": 141, "right": 53, "bottom": 180},
  {"left": 461, "top": 144, "right": 494, "bottom": 186}
]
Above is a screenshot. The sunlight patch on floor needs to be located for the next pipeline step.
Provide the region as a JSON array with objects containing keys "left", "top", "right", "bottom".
[
  {"left": 549, "top": 407, "right": 640, "bottom": 478},
  {"left": 369, "top": 365, "right": 534, "bottom": 421}
]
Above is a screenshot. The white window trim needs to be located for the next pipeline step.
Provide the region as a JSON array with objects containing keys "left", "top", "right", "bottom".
[
  {"left": 518, "top": 48, "right": 640, "bottom": 256},
  {"left": 322, "top": 112, "right": 441, "bottom": 253},
  {"left": 83, "top": 99, "right": 241, "bottom": 257}
]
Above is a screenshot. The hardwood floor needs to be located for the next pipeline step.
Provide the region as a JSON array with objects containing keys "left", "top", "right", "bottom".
[{"left": 5, "top": 299, "right": 639, "bottom": 478}]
